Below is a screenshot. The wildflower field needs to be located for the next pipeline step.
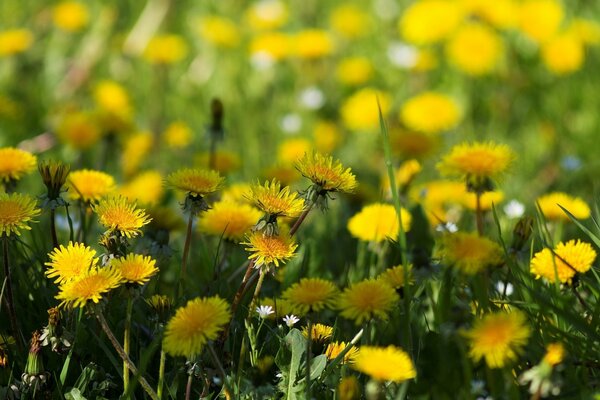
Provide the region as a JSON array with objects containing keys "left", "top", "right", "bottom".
[{"left": 2, "top": 0, "right": 600, "bottom": 399}]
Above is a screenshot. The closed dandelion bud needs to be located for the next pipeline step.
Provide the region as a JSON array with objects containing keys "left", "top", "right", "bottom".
[
  {"left": 22, "top": 331, "right": 49, "bottom": 391},
  {"left": 338, "top": 376, "right": 360, "bottom": 400},
  {"left": 365, "top": 379, "right": 382, "bottom": 400},
  {"left": 38, "top": 160, "right": 70, "bottom": 208},
  {"left": 146, "top": 294, "right": 173, "bottom": 323},
  {"left": 511, "top": 216, "right": 533, "bottom": 252},
  {"left": 40, "top": 307, "right": 73, "bottom": 353}
]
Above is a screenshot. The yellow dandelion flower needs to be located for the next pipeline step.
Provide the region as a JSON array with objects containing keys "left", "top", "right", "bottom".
[
  {"left": 329, "top": 4, "right": 370, "bottom": 38},
  {"left": 463, "top": 310, "right": 531, "bottom": 368},
  {"left": 378, "top": 264, "right": 413, "bottom": 289},
  {"left": 221, "top": 183, "right": 253, "bottom": 204},
  {"left": 162, "top": 121, "right": 192, "bottom": 149},
  {"left": 167, "top": 168, "right": 224, "bottom": 197},
  {"left": 0, "top": 193, "right": 40, "bottom": 237},
  {"left": 337, "top": 279, "right": 399, "bottom": 325},
  {"left": 437, "top": 141, "right": 516, "bottom": 186},
  {"left": 400, "top": 92, "right": 461, "bottom": 135},
  {"left": 119, "top": 170, "right": 165, "bottom": 207},
  {"left": 243, "top": 231, "right": 297, "bottom": 268},
  {"left": 93, "top": 80, "right": 132, "bottom": 120},
  {"left": 537, "top": 192, "right": 590, "bottom": 221},
  {"left": 199, "top": 201, "right": 262, "bottom": 242},
  {"left": 68, "top": 169, "right": 115, "bottom": 202},
  {"left": 53, "top": 1, "right": 89, "bottom": 32},
  {"left": 292, "top": 29, "right": 335, "bottom": 59},
  {"left": 56, "top": 111, "right": 101, "bottom": 150},
  {"left": 352, "top": 345, "right": 416, "bottom": 382},
  {"left": 301, "top": 323, "right": 333, "bottom": 343},
  {"left": 391, "top": 130, "right": 440, "bottom": 159},
  {"left": 249, "top": 32, "right": 291, "bottom": 61},
  {"left": 336, "top": 57, "right": 373, "bottom": 86},
  {"left": 0, "top": 147, "right": 37, "bottom": 183},
  {"left": 542, "top": 33, "right": 584, "bottom": 75},
  {"left": 56, "top": 266, "right": 124, "bottom": 309},
  {"left": 399, "top": 0, "right": 463, "bottom": 45},
  {"left": 518, "top": 0, "right": 563, "bottom": 43},
  {"left": 313, "top": 121, "right": 342, "bottom": 154},
  {"left": 0, "top": 29, "right": 33, "bottom": 57},
  {"left": 282, "top": 278, "right": 339, "bottom": 315},
  {"left": 543, "top": 343, "right": 564, "bottom": 366},
  {"left": 163, "top": 296, "right": 230, "bottom": 358},
  {"left": 337, "top": 376, "right": 360, "bottom": 400},
  {"left": 122, "top": 131, "right": 154, "bottom": 177},
  {"left": 446, "top": 23, "right": 504, "bottom": 76},
  {"left": 296, "top": 152, "right": 357, "bottom": 193},
  {"left": 93, "top": 196, "right": 151, "bottom": 238},
  {"left": 568, "top": 18, "right": 600, "bottom": 45},
  {"left": 45, "top": 242, "right": 98, "bottom": 284},
  {"left": 382, "top": 159, "right": 421, "bottom": 193},
  {"left": 111, "top": 253, "right": 158, "bottom": 285},
  {"left": 462, "top": 190, "right": 505, "bottom": 211},
  {"left": 412, "top": 180, "right": 466, "bottom": 225},
  {"left": 245, "top": 0, "right": 288, "bottom": 31},
  {"left": 144, "top": 34, "right": 188, "bottom": 64},
  {"left": 277, "top": 138, "right": 312, "bottom": 165},
  {"left": 249, "top": 179, "right": 304, "bottom": 218},
  {"left": 530, "top": 240, "right": 596, "bottom": 284},
  {"left": 341, "top": 88, "right": 391, "bottom": 132},
  {"left": 263, "top": 165, "right": 301, "bottom": 186},
  {"left": 198, "top": 16, "right": 240, "bottom": 48},
  {"left": 439, "top": 232, "right": 504, "bottom": 275},
  {"left": 463, "top": 0, "right": 517, "bottom": 29},
  {"left": 347, "top": 203, "right": 412, "bottom": 243},
  {"left": 325, "top": 341, "right": 360, "bottom": 364}
]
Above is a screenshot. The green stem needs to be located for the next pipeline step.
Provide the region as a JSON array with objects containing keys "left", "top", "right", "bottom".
[
  {"left": 2, "top": 237, "right": 22, "bottom": 350},
  {"left": 305, "top": 317, "right": 313, "bottom": 400},
  {"left": 65, "top": 203, "right": 74, "bottom": 243},
  {"left": 123, "top": 296, "right": 134, "bottom": 394},
  {"left": 290, "top": 199, "right": 315, "bottom": 236},
  {"left": 185, "top": 372, "right": 193, "bottom": 400},
  {"left": 157, "top": 349, "right": 166, "bottom": 399},
  {"left": 207, "top": 342, "right": 232, "bottom": 398},
  {"left": 475, "top": 191, "right": 484, "bottom": 237},
  {"left": 50, "top": 208, "right": 59, "bottom": 248},
  {"left": 94, "top": 307, "right": 159, "bottom": 400},
  {"left": 181, "top": 212, "right": 194, "bottom": 280}
]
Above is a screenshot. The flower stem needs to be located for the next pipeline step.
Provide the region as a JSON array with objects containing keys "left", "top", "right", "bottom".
[
  {"left": 2, "top": 237, "right": 22, "bottom": 350},
  {"left": 305, "top": 317, "right": 313, "bottom": 400},
  {"left": 50, "top": 208, "right": 59, "bottom": 248},
  {"left": 181, "top": 212, "right": 194, "bottom": 280},
  {"left": 123, "top": 296, "right": 134, "bottom": 394},
  {"left": 207, "top": 342, "right": 232, "bottom": 398},
  {"left": 247, "top": 268, "right": 267, "bottom": 316},
  {"left": 94, "top": 307, "right": 159, "bottom": 400},
  {"left": 157, "top": 349, "right": 166, "bottom": 399},
  {"left": 185, "top": 373, "right": 193, "bottom": 400},
  {"left": 475, "top": 191, "right": 484, "bottom": 236},
  {"left": 290, "top": 199, "right": 315, "bottom": 236}
]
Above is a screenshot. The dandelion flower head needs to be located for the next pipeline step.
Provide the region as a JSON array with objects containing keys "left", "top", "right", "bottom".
[
  {"left": 167, "top": 168, "right": 224, "bottom": 197},
  {"left": 347, "top": 203, "right": 411, "bottom": 243},
  {"left": 352, "top": 345, "right": 416, "bottom": 382},
  {"left": 530, "top": 240, "right": 596, "bottom": 284},
  {"left": 249, "top": 179, "right": 304, "bottom": 218},
  {"left": 337, "top": 279, "right": 399, "bottom": 325},
  {"left": 400, "top": 92, "right": 461, "bottom": 135},
  {"left": 93, "top": 196, "right": 152, "bottom": 238},
  {"left": 244, "top": 230, "right": 298, "bottom": 269},
  {"left": 56, "top": 266, "right": 124, "bottom": 309},
  {"left": 68, "top": 169, "right": 115, "bottom": 202},
  {"left": 0, "top": 193, "right": 40, "bottom": 237},
  {"left": 296, "top": 152, "right": 357, "bottom": 193},
  {"left": 537, "top": 192, "right": 590, "bottom": 221},
  {"left": 0, "top": 147, "right": 37, "bottom": 183},
  {"left": 282, "top": 278, "right": 339, "bottom": 315},
  {"left": 45, "top": 242, "right": 97, "bottom": 284},
  {"left": 439, "top": 232, "right": 504, "bottom": 275},
  {"left": 325, "top": 341, "right": 360, "bottom": 364},
  {"left": 111, "top": 253, "right": 158, "bottom": 285}
]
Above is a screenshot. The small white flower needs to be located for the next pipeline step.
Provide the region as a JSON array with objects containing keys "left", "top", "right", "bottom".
[
  {"left": 436, "top": 222, "right": 458, "bottom": 233},
  {"left": 283, "top": 314, "right": 299, "bottom": 327},
  {"left": 280, "top": 114, "right": 302, "bottom": 134},
  {"left": 387, "top": 42, "right": 418, "bottom": 69},
  {"left": 495, "top": 281, "right": 514, "bottom": 296},
  {"left": 299, "top": 87, "right": 325, "bottom": 109},
  {"left": 504, "top": 200, "right": 525, "bottom": 219},
  {"left": 256, "top": 305, "right": 274, "bottom": 319}
]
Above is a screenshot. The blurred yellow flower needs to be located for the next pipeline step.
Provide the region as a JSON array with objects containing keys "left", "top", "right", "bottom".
[
  {"left": 56, "top": 111, "right": 101, "bottom": 150},
  {"left": 536, "top": 192, "right": 590, "bottom": 221},
  {"left": 313, "top": 121, "right": 341, "bottom": 154},
  {"left": 0, "top": 193, "right": 40, "bottom": 237},
  {"left": 325, "top": 341, "right": 360, "bottom": 364},
  {"left": 249, "top": 32, "right": 290, "bottom": 61},
  {"left": 378, "top": 264, "right": 412, "bottom": 289},
  {"left": 93, "top": 80, "right": 132, "bottom": 120},
  {"left": 462, "top": 190, "right": 505, "bottom": 211},
  {"left": 282, "top": 278, "right": 339, "bottom": 315},
  {"left": 56, "top": 266, "right": 123, "bottom": 309},
  {"left": 249, "top": 179, "right": 304, "bottom": 218},
  {"left": 391, "top": 130, "right": 439, "bottom": 159},
  {"left": 163, "top": 296, "right": 230, "bottom": 358},
  {"left": 93, "top": 196, "right": 151, "bottom": 238},
  {"left": 400, "top": 92, "right": 461, "bottom": 134},
  {"left": 0, "top": 147, "right": 37, "bottom": 183},
  {"left": 446, "top": 23, "right": 504, "bottom": 76},
  {"left": 301, "top": 323, "right": 333, "bottom": 343},
  {"left": 337, "top": 279, "right": 399, "bottom": 325},
  {"left": 277, "top": 138, "right": 312, "bottom": 165},
  {"left": 341, "top": 88, "right": 391, "bottom": 132},
  {"left": 199, "top": 200, "right": 261, "bottom": 242},
  {"left": 244, "top": 231, "right": 297, "bottom": 269},
  {"left": 292, "top": 29, "right": 335, "bottom": 59},
  {"left": 399, "top": 0, "right": 463, "bottom": 45},
  {"left": 412, "top": 180, "right": 466, "bottom": 224},
  {"left": 0, "top": 29, "right": 33, "bottom": 57},
  {"left": 53, "top": 1, "right": 89, "bottom": 32},
  {"left": 439, "top": 232, "right": 504, "bottom": 274},
  {"left": 530, "top": 240, "right": 596, "bottom": 284},
  {"left": 144, "top": 34, "right": 188, "bottom": 64},
  {"left": 462, "top": 0, "right": 517, "bottom": 29},
  {"left": 45, "top": 242, "right": 97, "bottom": 284},
  {"left": 68, "top": 169, "right": 115, "bottom": 202},
  {"left": 352, "top": 346, "right": 416, "bottom": 382},
  {"left": 296, "top": 152, "right": 357, "bottom": 193},
  {"left": 382, "top": 159, "right": 421, "bottom": 193},
  {"left": 329, "top": 4, "right": 370, "bottom": 38},
  {"left": 119, "top": 170, "right": 164, "bottom": 206},
  {"left": 336, "top": 57, "right": 373, "bottom": 86},
  {"left": 111, "top": 253, "right": 158, "bottom": 285},
  {"left": 245, "top": 0, "right": 288, "bottom": 31},
  {"left": 263, "top": 165, "right": 301, "bottom": 186},
  {"left": 221, "top": 183, "right": 253, "bottom": 204},
  {"left": 568, "top": 18, "right": 600, "bottom": 45},
  {"left": 463, "top": 310, "right": 530, "bottom": 368},
  {"left": 198, "top": 16, "right": 240, "bottom": 48},
  {"left": 347, "top": 203, "right": 411, "bottom": 243},
  {"left": 196, "top": 151, "right": 241, "bottom": 174},
  {"left": 337, "top": 376, "right": 360, "bottom": 400},
  {"left": 543, "top": 343, "right": 565, "bottom": 366},
  {"left": 518, "top": 0, "right": 563, "bottom": 43},
  {"left": 122, "top": 131, "right": 154, "bottom": 177},
  {"left": 163, "top": 121, "right": 192, "bottom": 149},
  {"left": 542, "top": 33, "right": 584, "bottom": 75},
  {"left": 166, "top": 168, "right": 224, "bottom": 196}
]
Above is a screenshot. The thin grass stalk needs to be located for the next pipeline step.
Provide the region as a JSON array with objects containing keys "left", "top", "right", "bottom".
[
  {"left": 156, "top": 349, "right": 166, "bottom": 399},
  {"left": 94, "top": 307, "right": 159, "bottom": 400},
  {"left": 2, "top": 236, "right": 22, "bottom": 350},
  {"left": 475, "top": 191, "right": 484, "bottom": 236},
  {"left": 305, "top": 317, "right": 313, "bottom": 399},
  {"left": 181, "top": 212, "right": 194, "bottom": 279},
  {"left": 65, "top": 203, "right": 75, "bottom": 243},
  {"left": 207, "top": 342, "right": 232, "bottom": 398},
  {"left": 123, "top": 296, "right": 134, "bottom": 394},
  {"left": 185, "top": 373, "right": 193, "bottom": 400},
  {"left": 50, "top": 208, "right": 58, "bottom": 248}
]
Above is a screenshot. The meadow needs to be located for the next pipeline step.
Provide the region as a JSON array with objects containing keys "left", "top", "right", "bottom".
[{"left": 1, "top": 0, "right": 600, "bottom": 399}]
